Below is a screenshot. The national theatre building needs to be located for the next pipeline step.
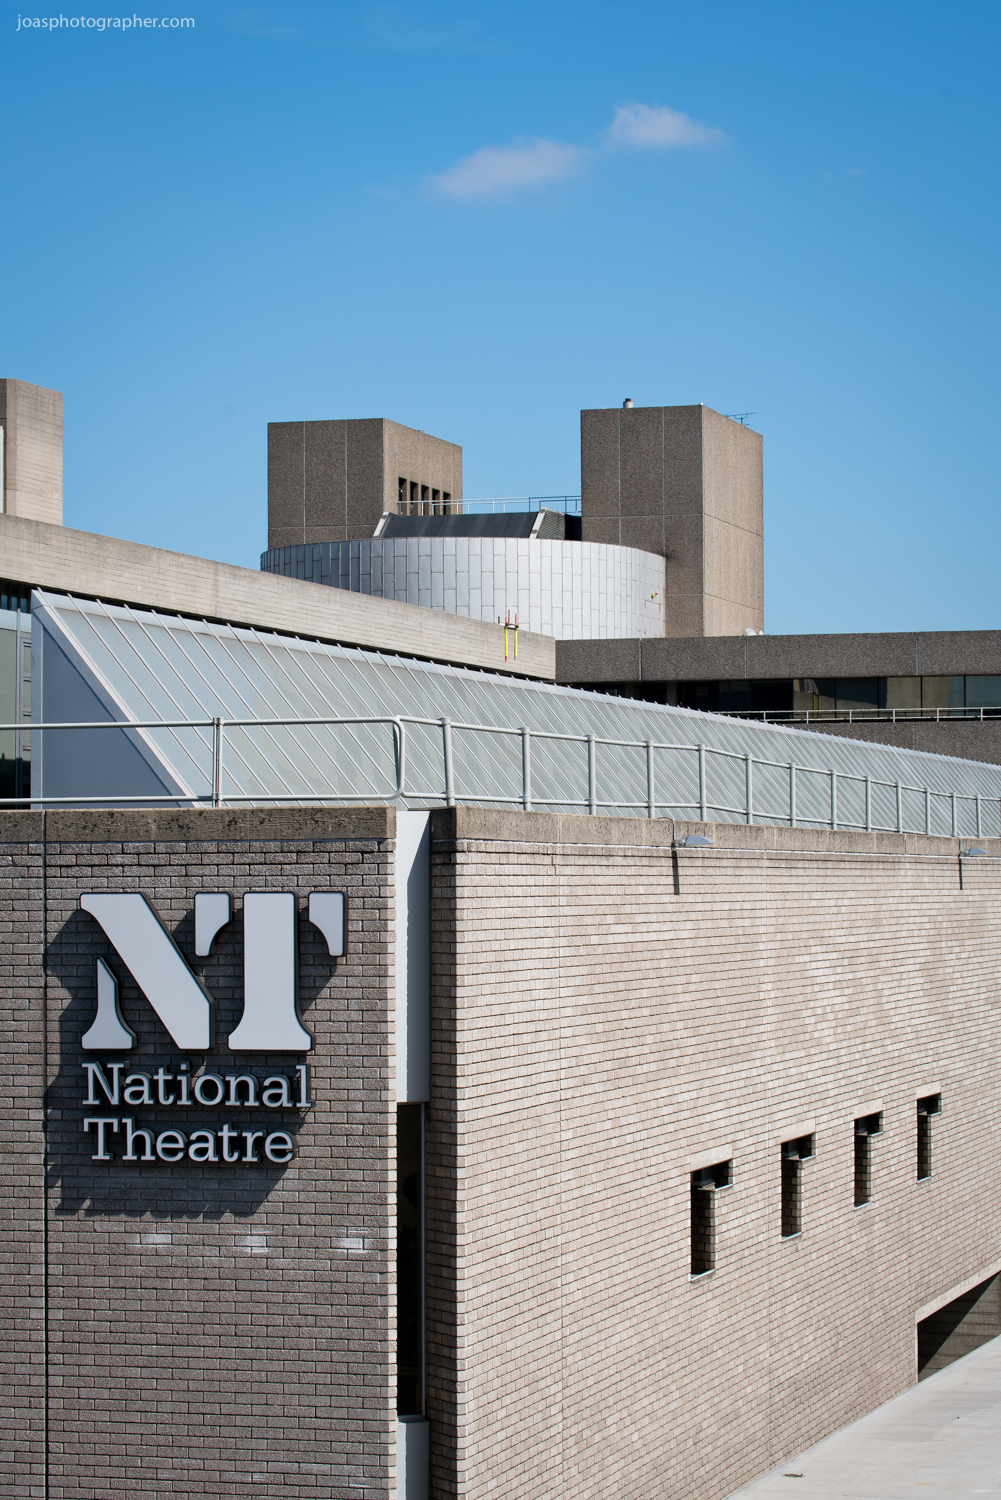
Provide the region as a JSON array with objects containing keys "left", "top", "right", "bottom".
[{"left": 1, "top": 377, "right": 1000, "bottom": 1500}]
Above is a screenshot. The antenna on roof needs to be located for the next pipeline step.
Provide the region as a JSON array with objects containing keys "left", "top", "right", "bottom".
[{"left": 725, "top": 412, "right": 756, "bottom": 426}]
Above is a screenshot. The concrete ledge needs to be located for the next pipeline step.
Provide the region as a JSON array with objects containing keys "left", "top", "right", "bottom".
[
  {"left": 914, "top": 1258, "right": 1001, "bottom": 1323},
  {"left": 555, "top": 629, "right": 1001, "bottom": 684},
  {"left": 431, "top": 805, "right": 1001, "bottom": 858},
  {"left": 0, "top": 805, "right": 395, "bottom": 843},
  {"left": 0, "top": 512, "right": 555, "bottom": 680}
]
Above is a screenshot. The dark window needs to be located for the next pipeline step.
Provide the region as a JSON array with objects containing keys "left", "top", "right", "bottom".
[
  {"left": 917, "top": 1094, "right": 941, "bottom": 1180},
  {"left": 0, "top": 580, "right": 31, "bottom": 614},
  {"left": 397, "top": 1104, "right": 424, "bottom": 1415},
  {"left": 678, "top": 681, "right": 793, "bottom": 715},
  {"left": 965, "top": 676, "right": 1001, "bottom": 714},
  {"left": 854, "top": 1112, "right": 882, "bottom": 1206},
  {"left": 431, "top": 488, "right": 440, "bottom": 513},
  {"left": 781, "top": 1134, "right": 813, "bottom": 1237},
  {"left": 398, "top": 476, "right": 407, "bottom": 509},
  {"left": 442, "top": 491, "right": 451, "bottom": 508},
  {"left": 881, "top": 677, "right": 921, "bottom": 710},
  {"left": 921, "top": 676, "right": 964, "bottom": 710},
  {"left": 678, "top": 681, "right": 719, "bottom": 714},
  {"left": 690, "top": 1159, "right": 730, "bottom": 1275},
  {"left": 409, "top": 481, "right": 418, "bottom": 514},
  {"left": 421, "top": 484, "right": 430, "bottom": 512},
  {"left": 835, "top": 678, "right": 879, "bottom": 712}
]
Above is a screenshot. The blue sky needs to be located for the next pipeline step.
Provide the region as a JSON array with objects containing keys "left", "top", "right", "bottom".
[{"left": 5, "top": 0, "right": 999, "bottom": 632}]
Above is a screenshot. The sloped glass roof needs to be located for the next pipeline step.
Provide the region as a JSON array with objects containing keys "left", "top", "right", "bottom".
[{"left": 31, "top": 591, "right": 1001, "bottom": 835}]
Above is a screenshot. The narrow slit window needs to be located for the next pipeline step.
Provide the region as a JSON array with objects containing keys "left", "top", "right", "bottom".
[
  {"left": 690, "top": 1159, "right": 730, "bottom": 1276},
  {"left": 916, "top": 1094, "right": 941, "bottom": 1180},
  {"left": 780, "top": 1134, "right": 813, "bottom": 1237},
  {"left": 409, "top": 481, "right": 419, "bottom": 514},
  {"left": 398, "top": 476, "right": 407, "bottom": 510},
  {"left": 421, "top": 484, "right": 430, "bottom": 512},
  {"left": 854, "top": 1112, "right": 882, "bottom": 1206},
  {"left": 397, "top": 1103, "right": 425, "bottom": 1415}
]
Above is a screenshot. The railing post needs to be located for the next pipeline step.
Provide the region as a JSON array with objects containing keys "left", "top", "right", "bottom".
[
  {"left": 442, "top": 718, "right": 455, "bottom": 807},
  {"left": 831, "top": 769, "right": 837, "bottom": 830},
  {"left": 212, "top": 717, "right": 224, "bottom": 807},
  {"left": 865, "top": 775, "right": 871, "bottom": 832},
  {"left": 789, "top": 764, "right": 796, "bottom": 827},
  {"left": 393, "top": 719, "right": 407, "bottom": 799},
  {"left": 745, "top": 753, "right": 753, "bottom": 825},
  {"left": 698, "top": 744, "right": 707, "bottom": 821},
  {"left": 587, "top": 734, "right": 597, "bottom": 815},
  {"left": 976, "top": 794, "right": 982, "bottom": 837},
  {"left": 646, "top": 740, "right": 655, "bottom": 819},
  {"left": 522, "top": 727, "right": 532, "bottom": 812},
  {"left": 951, "top": 791, "right": 957, "bottom": 837},
  {"left": 895, "top": 781, "right": 902, "bottom": 834}
]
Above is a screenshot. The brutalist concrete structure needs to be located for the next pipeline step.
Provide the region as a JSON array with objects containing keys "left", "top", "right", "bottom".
[
  {"left": 267, "top": 418, "right": 463, "bottom": 551},
  {"left": 0, "top": 378, "right": 63, "bottom": 525},
  {"left": 264, "top": 403, "right": 764, "bottom": 643},
  {"left": 3, "top": 805, "right": 1001, "bottom": 1500},
  {"left": 580, "top": 403, "right": 764, "bottom": 637},
  {"left": 555, "top": 630, "right": 1001, "bottom": 765}
]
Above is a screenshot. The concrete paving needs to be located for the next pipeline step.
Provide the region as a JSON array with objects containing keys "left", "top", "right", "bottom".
[{"left": 727, "top": 1337, "right": 1001, "bottom": 1500}]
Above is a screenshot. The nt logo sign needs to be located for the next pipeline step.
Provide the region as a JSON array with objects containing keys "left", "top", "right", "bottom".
[
  {"left": 77, "top": 890, "right": 345, "bottom": 1166},
  {"left": 80, "top": 890, "right": 345, "bottom": 1051}
]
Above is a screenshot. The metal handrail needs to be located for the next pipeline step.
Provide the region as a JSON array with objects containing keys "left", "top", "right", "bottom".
[
  {"left": 460, "top": 495, "right": 582, "bottom": 515},
  {"left": 10, "top": 715, "right": 407, "bottom": 807},
  {"left": 7, "top": 713, "right": 999, "bottom": 837},
  {"left": 720, "top": 706, "right": 1001, "bottom": 724}
]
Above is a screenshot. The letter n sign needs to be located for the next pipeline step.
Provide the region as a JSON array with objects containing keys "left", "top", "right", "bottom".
[{"left": 80, "top": 890, "right": 345, "bottom": 1053}]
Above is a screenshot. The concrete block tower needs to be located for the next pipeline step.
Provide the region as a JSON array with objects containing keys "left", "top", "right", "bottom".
[
  {"left": 0, "top": 379, "right": 63, "bottom": 526},
  {"left": 580, "top": 403, "right": 763, "bottom": 637},
  {"left": 267, "top": 417, "right": 463, "bottom": 550}
]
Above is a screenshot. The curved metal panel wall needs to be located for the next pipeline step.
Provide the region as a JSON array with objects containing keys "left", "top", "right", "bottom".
[{"left": 261, "top": 538, "right": 666, "bottom": 641}]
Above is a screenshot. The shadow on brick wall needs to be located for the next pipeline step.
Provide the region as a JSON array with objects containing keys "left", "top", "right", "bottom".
[{"left": 46, "top": 905, "right": 337, "bottom": 1218}]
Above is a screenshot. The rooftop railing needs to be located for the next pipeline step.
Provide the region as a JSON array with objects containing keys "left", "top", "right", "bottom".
[
  {"left": 9, "top": 714, "right": 1001, "bottom": 839},
  {"left": 458, "top": 495, "right": 582, "bottom": 516},
  {"left": 395, "top": 495, "right": 581, "bottom": 519},
  {"left": 720, "top": 706, "right": 1001, "bottom": 725}
]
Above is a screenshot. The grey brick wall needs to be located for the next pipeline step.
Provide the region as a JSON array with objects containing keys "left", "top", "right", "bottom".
[
  {"left": 1, "top": 807, "right": 397, "bottom": 1500},
  {"left": 426, "top": 809, "right": 1001, "bottom": 1500}
]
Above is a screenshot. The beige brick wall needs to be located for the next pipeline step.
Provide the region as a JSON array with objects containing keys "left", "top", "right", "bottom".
[{"left": 426, "top": 810, "right": 1001, "bottom": 1500}]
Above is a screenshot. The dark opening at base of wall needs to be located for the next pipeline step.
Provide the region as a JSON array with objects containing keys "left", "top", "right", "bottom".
[{"left": 917, "top": 1274, "right": 1001, "bottom": 1380}]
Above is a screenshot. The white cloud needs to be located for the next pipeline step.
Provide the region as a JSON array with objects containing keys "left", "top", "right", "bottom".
[
  {"left": 428, "top": 138, "right": 588, "bottom": 200},
  {"left": 607, "top": 103, "right": 725, "bottom": 150}
]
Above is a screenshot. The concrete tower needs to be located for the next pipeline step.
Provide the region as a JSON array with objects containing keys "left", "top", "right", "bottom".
[
  {"left": 580, "top": 403, "right": 763, "bottom": 637},
  {"left": 268, "top": 418, "right": 463, "bottom": 550},
  {"left": 0, "top": 379, "right": 63, "bottom": 526}
]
